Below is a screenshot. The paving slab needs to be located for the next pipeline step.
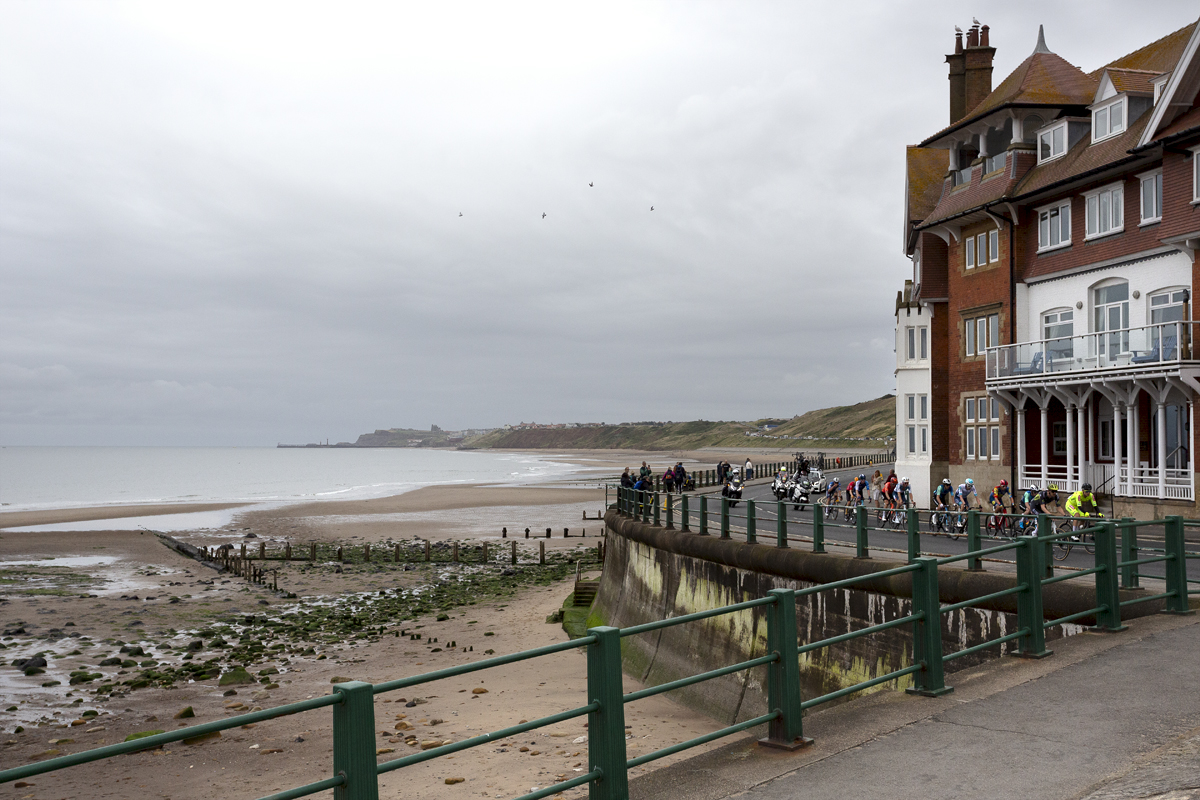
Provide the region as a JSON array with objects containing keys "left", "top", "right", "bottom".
[{"left": 627, "top": 612, "right": 1199, "bottom": 800}]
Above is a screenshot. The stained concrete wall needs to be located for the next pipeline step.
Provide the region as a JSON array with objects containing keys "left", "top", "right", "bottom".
[{"left": 594, "top": 510, "right": 1161, "bottom": 728}]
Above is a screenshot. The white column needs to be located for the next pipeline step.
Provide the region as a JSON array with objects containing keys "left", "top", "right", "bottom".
[
  {"left": 1077, "top": 404, "right": 1087, "bottom": 486},
  {"left": 1066, "top": 404, "right": 1076, "bottom": 489},
  {"left": 1157, "top": 400, "right": 1167, "bottom": 499},
  {"left": 1114, "top": 402, "right": 1124, "bottom": 496},
  {"left": 1040, "top": 405, "right": 1049, "bottom": 488},
  {"left": 1129, "top": 395, "right": 1139, "bottom": 492},
  {"left": 1088, "top": 401, "right": 1095, "bottom": 464},
  {"left": 1017, "top": 404, "right": 1027, "bottom": 484}
]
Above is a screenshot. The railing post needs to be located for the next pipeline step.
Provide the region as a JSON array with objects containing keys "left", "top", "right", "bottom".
[
  {"left": 332, "top": 681, "right": 380, "bottom": 800},
  {"left": 1038, "top": 514, "right": 1055, "bottom": 579},
  {"left": 812, "top": 503, "right": 825, "bottom": 554},
  {"left": 720, "top": 496, "right": 730, "bottom": 539},
  {"left": 652, "top": 493, "right": 661, "bottom": 527},
  {"left": 855, "top": 505, "right": 869, "bottom": 558},
  {"left": 746, "top": 500, "right": 757, "bottom": 544},
  {"left": 641, "top": 491, "right": 650, "bottom": 524},
  {"left": 1162, "top": 515, "right": 1193, "bottom": 614},
  {"left": 759, "top": 589, "right": 810, "bottom": 750},
  {"left": 906, "top": 507, "right": 920, "bottom": 563},
  {"left": 664, "top": 493, "right": 674, "bottom": 529},
  {"left": 776, "top": 501, "right": 787, "bottom": 548},
  {"left": 587, "top": 627, "right": 629, "bottom": 800},
  {"left": 680, "top": 494, "right": 690, "bottom": 532},
  {"left": 905, "top": 557, "right": 951, "bottom": 696},
  {"left": 1014, "top": 536, "right": 1051, "bottom": 658},
  {"left": 1120, "top": 517, "right": 1138, "bottom": 589},
  {"left": 699, "top": 495, "right": 709, "bottom": 535},
  {"left": 1092, "top": 521, "right": 1127, "bottom": 633},
  {"left": 966, "top": 509, "right": 981, "bottom": 571}
]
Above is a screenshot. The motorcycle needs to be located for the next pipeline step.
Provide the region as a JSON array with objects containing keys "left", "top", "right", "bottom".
[
  {"left": 789, "top": 479, "right": 811, "bottom": 511},
  {"left": 771, "top": 473, "right": 791, "bottom": 500},
  {"left": 722, "top": 475, "right": 744, "bottom": 507}
]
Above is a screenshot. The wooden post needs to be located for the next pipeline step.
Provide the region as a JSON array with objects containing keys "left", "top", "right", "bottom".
[
  {"left": 336, "top": 546, "right": 343, "bottom": 562},
  {"left": 546, "top": 528, "right": 551, "bottom": 539},
  {"left": 259, "top": 542, "right": 266, "bottom": 560},
  {"left": 364, "top": 543, "right": 371, "bottom": 562},
  {"left": 285, "top": 542, "right": 292, "bottom": 561},
  {"left": 539, "top": 541, "right": 545, "bottom": 564},
  {"left": 482, "top": 542, "right": 488, "bottom": 563},
  {"left": 452, "top": 542, "right": 459, "bottom": 562},
  {"left": 394, "top": 543, "right": 401, "bottom": 563},
  {"left": 511, "top": 540, "right": 517, "bottom": 565},
  {"left": 241, "top": 543, "right": 247, "bottom": 559},
  {"left": 502, "top": 527, "right": 507, "bottom": 538},
  {"left": 425, "top": 541, "right": 431, "bottom": 562},
  {"left": 310, "top": 543, "right": 316, "bottom": 562}
]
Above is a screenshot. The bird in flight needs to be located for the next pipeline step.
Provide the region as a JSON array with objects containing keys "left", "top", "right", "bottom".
[
  {"left": 650, "top": 206, "right": 654, "bottom": 211},
  {"left": 589, "top": 182, "right": 594, "bottom": 187},
  {"left": 542, "top": 212, "right": 547, "bottom": 219},
  {"left": 458, "top": 212, "right": 463, "bottom": 217}
]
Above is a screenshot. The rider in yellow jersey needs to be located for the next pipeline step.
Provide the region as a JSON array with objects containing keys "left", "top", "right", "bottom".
[{"left": 1064, "top": 483, "right": 1102, "bottom": 539}]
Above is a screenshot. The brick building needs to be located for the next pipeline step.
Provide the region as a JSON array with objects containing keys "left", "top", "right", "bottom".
[{"left": 896, "top": 19, "right": 1200, "bottom": 517}]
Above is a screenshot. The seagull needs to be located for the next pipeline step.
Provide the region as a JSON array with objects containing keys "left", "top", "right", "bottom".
[
  {"left": 955, "top": 25, "right": 962, "bottom": 33},
  {"left": 972, "top": 16, "right": 980, "bottom": 25},
  {"left": 650, "top": 206, "right": 654, "bottom": 211},
  {"left": 458, "top": 212, "right": 463, "bottom": 217},
  {"left": 542, "top": 212, "right": 547, "bottom": 219},
  {"left": 589, "top": 182, "right": 594, "bottom": 187}
]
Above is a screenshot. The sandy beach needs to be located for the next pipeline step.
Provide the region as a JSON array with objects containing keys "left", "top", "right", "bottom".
[{"left": 0, "top": 451, "right": 771, "bottom": 799}]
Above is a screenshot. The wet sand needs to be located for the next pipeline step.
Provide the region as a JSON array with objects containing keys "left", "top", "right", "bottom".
[{"left": 0, "top": 503, "right": 249, "bottom": 530}]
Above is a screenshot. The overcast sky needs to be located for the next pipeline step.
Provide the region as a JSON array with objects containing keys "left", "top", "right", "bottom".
[{"left": 2, "top": 1, "right": 1197, "bottom": 446}]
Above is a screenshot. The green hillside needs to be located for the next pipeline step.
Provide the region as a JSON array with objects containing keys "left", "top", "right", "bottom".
[{"left": 466, "top": 395, "right": 895, "bottom": 451}]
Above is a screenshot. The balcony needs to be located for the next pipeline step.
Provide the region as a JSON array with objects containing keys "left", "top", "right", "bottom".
[{"left": 986, "top": 321, "right": 1200, "bottom": 388}]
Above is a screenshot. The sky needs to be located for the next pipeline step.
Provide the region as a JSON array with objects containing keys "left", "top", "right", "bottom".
[{"left": 2, "top": 1, "right": 1198, "bottom": 446}]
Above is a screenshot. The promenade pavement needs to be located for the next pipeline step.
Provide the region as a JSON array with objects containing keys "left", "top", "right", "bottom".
[{"left": 628, "top": 610, "right": 1200, "bottom": 800}]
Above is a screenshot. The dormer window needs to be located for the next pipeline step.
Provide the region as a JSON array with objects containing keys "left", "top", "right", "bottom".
[
  {"left": 1092, "top": 97, "right": 1126, "bottom": 142},
  {"left": 1038, "top": 121, "right": 1068, "bottom": 163},
  {"left": 1153, "top": 73, "right": 1171, "bottom": 104}
]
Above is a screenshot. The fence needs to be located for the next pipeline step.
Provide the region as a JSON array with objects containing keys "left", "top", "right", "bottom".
[{"left": 3, "top": 495, "right": 1192, "bottom": 800}]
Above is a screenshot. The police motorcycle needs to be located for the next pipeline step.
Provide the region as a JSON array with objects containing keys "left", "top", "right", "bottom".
[
  {"left": 721, "top": 469, "right": 745, "bottom": 507},
  {"left": 771, "top": 470, "right": 792, "bottom": 501},
  {"left": 789, "top": 477, "right": 811, "bottom": 511}
]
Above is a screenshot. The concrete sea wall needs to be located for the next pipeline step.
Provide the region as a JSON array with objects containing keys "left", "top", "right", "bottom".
[{"left": 594, "top": 510, "right": 1160, "bottom": 727}]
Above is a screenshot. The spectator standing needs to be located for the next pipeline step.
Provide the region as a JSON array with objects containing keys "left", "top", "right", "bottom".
[
  {"left": 621, "top": 468, "right": 634, "bottom": 489},
  {"left": 639, "top": 461, "right": 652, "bottom": 479},
  {"left": 744, "top": 458, "right": 753, "bottom": 481},
  {"left": 663, "top": 467, "right": 676, "bottom": 493},
  {"left": 870, "top": 470, "right": 884, "bottom": 507}
]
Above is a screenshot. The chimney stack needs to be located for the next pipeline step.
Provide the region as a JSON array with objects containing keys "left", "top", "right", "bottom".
[{"left": 946, "top": 21, "right": 996, "bottom": 125}]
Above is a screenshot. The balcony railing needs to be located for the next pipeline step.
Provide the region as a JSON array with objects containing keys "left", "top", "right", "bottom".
[{"left": 986, "top": 321, "right": 1195, "bottom": 382}]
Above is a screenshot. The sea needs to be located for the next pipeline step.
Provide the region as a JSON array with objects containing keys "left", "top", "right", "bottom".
[{"left": 0, "top": 447, "right": 589, "bottom": 523}]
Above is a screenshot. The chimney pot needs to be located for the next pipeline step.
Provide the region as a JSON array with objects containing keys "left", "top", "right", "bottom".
[
  {"left": 955, "top": 30, "right": 963, "bottom": 54},
  {"left": 980, "top": 24, "right": 990, "bottom": 47},
  {"left": 967, "top": 25, "right": 979, "bottom": 48}
]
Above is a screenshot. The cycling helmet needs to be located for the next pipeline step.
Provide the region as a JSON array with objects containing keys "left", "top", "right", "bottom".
[
  {"left": 999, "top": 479, "right": 1008, "bottom": 487},
  {"left": 966, "top": 478, "right": 974, "bottom": 485},
  {"left": 1047, "top": 484, "right": 1059, "bottom": 492},
  {"left": 942, "top": 478, "right": 951, "bottom": 485},
  {"left": 1081, "top": 483, "right": 1092, "bottom": 491},
  {"left": 859, "top": 474, "right": 866, "bottom": 480},
  {"left": 901, "top": 476, "right": 909, "bottom": 483}
]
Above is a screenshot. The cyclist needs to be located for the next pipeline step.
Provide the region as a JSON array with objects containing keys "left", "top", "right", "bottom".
[
  {"left": 1028, "top": 484, "right": 1062, "bottom": 520},
  {"left": 932, "top": 478, "right": 953, "bottom": 512},
  {"left": 854, "top": 474, "right": 870, "bottom": 504},
  {"left": 953, "top": 478, "right": 977, "bottom": 510},
  {"left": 989, "top": 479, "right": 1012, "bottom": 513},
  {"left": 824, "top": 476, "right": 841, "bottom": 505},
  {"left": 1064, "top": 483, "right": 1102, "bottom": 538},
  {"left": 897, "top": 477, "right": 912, "bottom": 507}
]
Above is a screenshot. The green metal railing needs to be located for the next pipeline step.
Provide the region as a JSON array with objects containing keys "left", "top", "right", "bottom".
[{"left": 5, "top": 495, "right": 1194, "bottom": 800}]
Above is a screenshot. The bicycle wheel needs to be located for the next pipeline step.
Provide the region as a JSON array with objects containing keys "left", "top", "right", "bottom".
[
  {"left": 928, "top": 511, "right": 941, "bottom": 532},
  {"left": 986, "top": 514, "right": 999, "bottom": 536},
  {"left": 1054, "top": 541, "right": 1071, "bottom": 561},
  {"left": 950, "top": 512, "right": 964, "bottom": 540}
]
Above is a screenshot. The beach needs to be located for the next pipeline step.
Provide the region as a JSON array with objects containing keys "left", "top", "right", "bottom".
[{"left": 0, "top": 447, "right": 815, "bottom": 798}]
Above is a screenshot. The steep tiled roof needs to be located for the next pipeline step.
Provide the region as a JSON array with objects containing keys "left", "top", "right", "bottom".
[
  {"left": 1013, "top": 114, "right": 1150, "bottom": 198},
  {"left": 919, "top": 166, "right": 1019, "bottom": 228},
  {"left": 1155, "top": 104, "right": 1200, "bottom": 141},
  {"left": 906, "top": 147, "right": 947, "bottom": 224},
  {"left": 1095, "top": 22, "right": 1195, "bottom": 74},
  {"left": 1102, "top": 68, "right": 1159, "bottom": 96},
  {"left": 919, "top": 51, "right": 1095, "bottom": 147}
]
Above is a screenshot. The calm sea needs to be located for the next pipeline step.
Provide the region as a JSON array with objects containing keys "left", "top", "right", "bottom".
[{"left": 0, "top": 447, "right": 585, "bottom": 513}]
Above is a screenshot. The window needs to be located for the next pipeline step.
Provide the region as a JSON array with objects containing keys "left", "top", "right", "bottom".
[
  {"left": 907, "top": 328, "right": 916, "bottom": 360},
  {"left": 1038, "top": 122, "right": 1067, "bottom": 162},
  {"left": 1094, "top": 282, "right": 1130, "bottom": 359},
  {"left": 1053, "top": 422, "right": 1067, "bottom": 456},
  {"left": 1140, "top": 170, "right": 1162, "bottom": 224},
  {"left": 984, "top": 152, "right": 1006, "bottom": 174},
  {"left": 1037, "top": 202, "right": 1071, "bottom": 252},
  {"left": 1092, "top": 97, "right": 1126, "bottom": 142},
  {"left": 1100, "top": 418, "right": 1113, "bottom": 459},
  {"left": 1150, "top": 289, "right": 1187, "bottom": 358},
  {"left": 964, "top": 312, "right": 999, "bottom": 356},
  {"left": 964, "top": 396, "right": 1000, "bottom": 462},
  {"left": 989, "top": 229, "right": 999, "bottom": 263},
  {"left": 907, "top": 395, "right": 916, "bottom": 421},
  {"left": 920, "top": 394, "right": 928, "bottom": 420},
  {"left": 920, "top": 327, "right": 928, "bottom": 359},
  {"left": 907, "top": 426, "right": 916, "bottom": 454},
  {"left": 1044, "top": 309, "right": 1074, "bottom": 361},
  {"left": 1085, "top": 183, "right": 1124, "bottom": 239},
  {"left": 921, "top": 426, "right": 928, "bottom": 454},
  {"left": 966, "top": 236, "right": 975, "bottom": 268}
]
